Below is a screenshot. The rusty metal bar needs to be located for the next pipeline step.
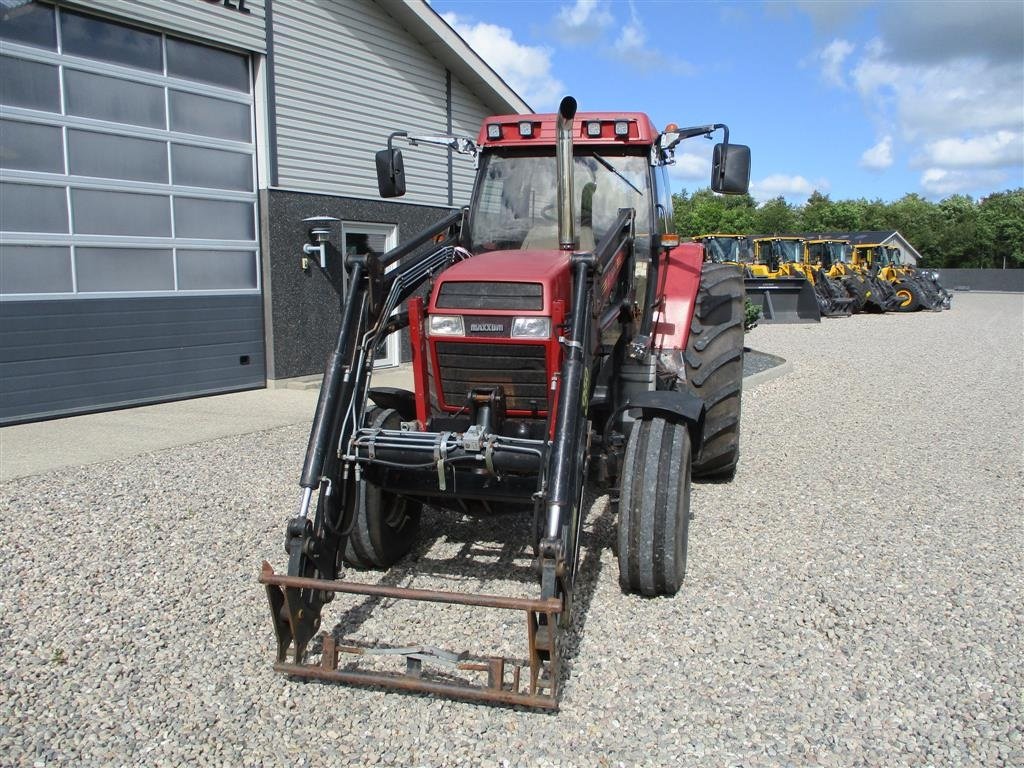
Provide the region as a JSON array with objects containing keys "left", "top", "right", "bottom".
[
  {"left": 260, "top": 562, "right": 562, "bottom": 614},
  {"left": 261, "top": 562, "right": 562, "bottom": 708},
  {"left": 272, "top": 662, "right": 558, "bottom": 709}
]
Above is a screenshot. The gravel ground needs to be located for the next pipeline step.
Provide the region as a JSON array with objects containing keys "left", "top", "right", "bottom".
[{"left": 2, "top": 292, "right": 1022, "bottom": 767}]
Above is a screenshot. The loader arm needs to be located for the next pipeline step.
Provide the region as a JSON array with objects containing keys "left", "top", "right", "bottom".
[
  {"left": 275, "top": 211, "right": 464, "bottom": 664},
  {"left": 539, "top": 208, "right": 635, "bottom": 610}
]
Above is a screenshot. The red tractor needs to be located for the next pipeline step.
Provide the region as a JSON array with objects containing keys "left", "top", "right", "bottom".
[{"left": 261, "top": 97, "right": 751, "bottom": 707}]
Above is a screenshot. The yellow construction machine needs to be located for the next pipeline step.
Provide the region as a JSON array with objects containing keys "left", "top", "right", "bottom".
[
  {"left": 851, "top": 243, "right": 922, "bottom": 312},
  {"left": 744, "top": 236, "right": 822, "bottom": 322}
]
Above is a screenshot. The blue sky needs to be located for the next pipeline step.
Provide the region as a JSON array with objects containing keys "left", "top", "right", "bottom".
[{"left": 430, "top": 0, "right": 1024, "bottom": 204}]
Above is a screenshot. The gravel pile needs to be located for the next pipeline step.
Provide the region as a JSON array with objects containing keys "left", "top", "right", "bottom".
[{"left": 2, "top": 293, "right": 1022, "bottom": 767}]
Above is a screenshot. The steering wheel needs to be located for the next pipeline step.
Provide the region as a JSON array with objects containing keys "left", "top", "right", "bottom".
[{"left": 540, "top": 203, "right": 558, "bottom": 222}]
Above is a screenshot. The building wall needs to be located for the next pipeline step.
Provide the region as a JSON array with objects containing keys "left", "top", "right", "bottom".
[
  {"left": 449, "top": 71, "right": 491, "bottom": 204},
  {"left": 1, "top": 0, "right": 524, "bottom": 419},
  {"left": 260, "top": 189, "right": 452, "bottom": 379},
  {"left": 273, "top": 0, "right": 435, "bottom": 202},
  {"left": 84, "top": 0, "right": 267, "bottom": 52},
  {"left": 262, "top": 0, "right": 502, "bottom": 380},
  {"left": 270, "top": 0, "right": 493, "bottom": 205}
]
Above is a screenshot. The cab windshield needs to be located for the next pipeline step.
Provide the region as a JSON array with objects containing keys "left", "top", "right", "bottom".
[
  {"left": 468, "top": 150, "right": 651, "bottom": 253},
  {"left": 760, "top": 240, "right": 801, "bottom": 263},
  {"left": 829, "top": 243, "right": 849, "bottom": 263},
  {"left": 704, "top": 237, "right": 741, "bottom": 263},
  {"left": 808, "top": 242, "right": 848, "bottom": 266}
]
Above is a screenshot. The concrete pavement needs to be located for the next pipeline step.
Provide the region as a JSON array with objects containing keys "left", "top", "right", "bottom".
[
  {"left": 1, "top": 352, "right": 789, "bottom": 483},
  {"left": 0, "top": 366, "right": 412, "bottom": 482}
]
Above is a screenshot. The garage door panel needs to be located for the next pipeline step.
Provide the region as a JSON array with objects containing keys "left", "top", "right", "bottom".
[
  {"left": 0, "top": 296, "right": 264, "bottom": 424},
  {"left": 2, "top": 344, "right": 264, "bottom": 397}
]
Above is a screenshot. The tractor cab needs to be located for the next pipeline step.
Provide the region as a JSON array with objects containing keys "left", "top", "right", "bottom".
[
  {"left": 753, "top": 236, "right": 804, "bottom": 275},
  {"left": 693, "top": 234, "right": 748, "bottom": 265},
  {"left": 804, "top": 239, "right": 850, "bottom": 270}
]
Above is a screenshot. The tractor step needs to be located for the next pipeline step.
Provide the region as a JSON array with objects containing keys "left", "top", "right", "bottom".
[{"left": 259, "top": 562, "right": 563, "bottom": 709}]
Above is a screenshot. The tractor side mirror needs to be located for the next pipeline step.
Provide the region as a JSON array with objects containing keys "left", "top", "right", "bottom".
[
  {"left": 711, "top": 142, "right": 751, "bottom": 195},
  {"left": 375, "top": 147, "right": 406, "bottom": 198}
]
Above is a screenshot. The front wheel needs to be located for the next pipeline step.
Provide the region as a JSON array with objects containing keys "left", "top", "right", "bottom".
[
  {"left": 617, "top": 418, "right": 692, "bottom": 596},
  {"left": 342, "top": 408, "right": 422, "bottom": 569}
]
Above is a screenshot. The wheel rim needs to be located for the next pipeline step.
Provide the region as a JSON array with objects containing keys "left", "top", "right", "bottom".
[{"left": 897, "top": 289, "right": 912, "bottom": 307}]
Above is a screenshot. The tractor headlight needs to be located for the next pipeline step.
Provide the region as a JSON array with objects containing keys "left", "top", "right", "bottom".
[
  {"left": 428, "top": 315, "right": 465, "bottom": 336},
  {"left": 511, "top": 317, "right": 551, "bottom": 338}
]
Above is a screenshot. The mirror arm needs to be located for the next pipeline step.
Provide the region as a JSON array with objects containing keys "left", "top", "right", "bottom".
[{"left": 387, "top": 131, "right": 408, "bottom": 152}]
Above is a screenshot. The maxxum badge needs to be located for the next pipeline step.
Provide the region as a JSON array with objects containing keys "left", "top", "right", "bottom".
[{"left": 469, "top": 322, "right": 504, "bottom": 333}]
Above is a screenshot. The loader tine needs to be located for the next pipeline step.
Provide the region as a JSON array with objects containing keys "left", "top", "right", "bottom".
[
  {"left": 282, "top": 585, "right": 318, "bottom": 665},
  {"left": 262, "top": 562, "right": 293, "bottom": 663}
]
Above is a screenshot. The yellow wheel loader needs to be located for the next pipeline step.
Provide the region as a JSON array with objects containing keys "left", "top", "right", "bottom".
[
  {"left": 744, "top": 236, "right": 822, "bottom": 323},
  {"left": 851, "top": 244, "right": 921, "bottom": 312}
]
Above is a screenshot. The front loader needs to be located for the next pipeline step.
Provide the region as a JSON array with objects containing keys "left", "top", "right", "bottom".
[
  {"left": 743, "top": 236, "right": 822, "bottom": 322},
  {"left": 804, "top": 238, "right": 871, "bottom": 313},
  {"left": 851, "top": 244, "right": 927, "bottom": 312},
  {"left": 260, "top": 98, "right": 751, "bottom": 708},
  {"left": 878, "top": 246, "right": 951, "bottom": 310}
]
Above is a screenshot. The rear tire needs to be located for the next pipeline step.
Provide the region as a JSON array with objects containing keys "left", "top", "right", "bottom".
[
  {"left": 894, "top": 281, "right": 923, "bottom": 311},
  {"left": 342, "top": 408, "right": 422, "bottom": 569},
  {"left": 684, "top": 263, "right": 744, "bottom": 479},
  {"left": 617, "top": 418, "right": 692, "bottom": 596}
]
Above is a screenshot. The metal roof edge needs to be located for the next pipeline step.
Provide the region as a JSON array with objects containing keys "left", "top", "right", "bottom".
[{"left": 382, "top": 0, "right": 533, "bottom": 116}]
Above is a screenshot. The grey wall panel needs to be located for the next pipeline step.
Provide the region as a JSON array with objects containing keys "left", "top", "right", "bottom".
[
  {"left": 449, "top": 71, "right": 494, "bottom": 204},
  {"left": 0, "top": 295, "right": 265, "bottom": 424},
  {"left": 272, "top": 0, "right": 451, "bottom": 203},
  {"left": 935, "top": 269, "right": 1024, "bottom": 292},
  {"left": 262, "top": 188, "right": 451, "bottom": 379},
  {"left": 81, "top": 0, "right": 267, "bottom": 53}
]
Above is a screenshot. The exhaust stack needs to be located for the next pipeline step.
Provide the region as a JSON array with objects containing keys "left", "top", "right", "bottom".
[{"left": 556, "top": 96, "right": 577, "bottom": 251}]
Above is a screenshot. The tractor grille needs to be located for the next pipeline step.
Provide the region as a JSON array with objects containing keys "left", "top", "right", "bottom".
[
  {"left": 436, "top": 282, "right": 543, "bottom": 311},
  {"left": 435, "top": 341, "right": 549, "bottom": 412}
]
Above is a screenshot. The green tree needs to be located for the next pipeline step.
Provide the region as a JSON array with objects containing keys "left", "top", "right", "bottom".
[
  {"left": 886, "top": 193, "right": 941, "bottom": 265},
  {"left": 754, "top": 196, "right": 798, "bottom": 234},
  {"left": 937, "top": 194, "right": 982, "bottom": 267},
  {"left": 978, "top": 189, "right": 1024, "bottom": 268},
  {"left": 799, "top": 190, "right": 835, "bottom": 232}
]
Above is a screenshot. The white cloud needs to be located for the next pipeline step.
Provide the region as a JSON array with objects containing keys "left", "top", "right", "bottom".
[
  {"left": 920, "top": 168, "right": 1010, "bottom": 197},
  {"left": 801, "top": 1, "right": 1024, "bottom": 197},
  {"left": 852, "top": 47, "right": 1024, "bottom": 141},
  {"left": 879, "top": 1, "right": 1023, "bottom": 64},
  {"left": 860, "top": 135, "right": 893, "bottom": 171},
  {"left": 611, "top": 2, "right": 696, "bottom": 75},
  {"left": 921, "top": 131, "right": 1024, "bottom": 169},
  {"left": 667, "top": 153, "right": 711, "bottom": 183},
  {"left": 441, "top": 12, "right": 564, "bottom": 110},
  {"left": 749, "top": 174, "right": 825, "bottom": 203},
  {"left": 818, "top": 38, "right": 855, "bottom": 87},
  {"left": 554, "top": 0, "right": 613, "bottom": 43}
]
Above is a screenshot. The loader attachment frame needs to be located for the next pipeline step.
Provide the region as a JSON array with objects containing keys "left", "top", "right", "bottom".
[{"left": 262, "top": 563, "right": 563, "bottom": 708}]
